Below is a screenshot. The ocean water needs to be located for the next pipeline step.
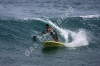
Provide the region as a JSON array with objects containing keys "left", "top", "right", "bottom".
[{"left": 0, "top": 0, "right": 100, "bottom": 66}]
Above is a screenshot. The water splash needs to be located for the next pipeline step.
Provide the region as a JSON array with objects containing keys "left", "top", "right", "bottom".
[{"left": 66, "top": 29, "right": 89, "bottom": 47}]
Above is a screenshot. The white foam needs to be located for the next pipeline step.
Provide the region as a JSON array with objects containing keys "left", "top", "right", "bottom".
[
  {"left": 66, "top": 30, "right": 89, "bottom": 47},
  {"left": 80, "top": 15, "right": 100, "bottom": 19}
]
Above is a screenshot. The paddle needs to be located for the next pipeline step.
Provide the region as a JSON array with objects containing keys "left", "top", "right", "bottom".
[
  {"left": 33, "top": 33, "right": 42, "bottom": 42},
  {"left": 33, "top": 31, "right": 49, "bottom": 42}
]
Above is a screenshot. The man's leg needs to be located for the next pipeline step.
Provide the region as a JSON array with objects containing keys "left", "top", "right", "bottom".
[
  {"left": 53, "top": 34, "right": 58, "bottom": 42},
  {"left": 54, "top": 38, "right": 58, "bottom": 42}
]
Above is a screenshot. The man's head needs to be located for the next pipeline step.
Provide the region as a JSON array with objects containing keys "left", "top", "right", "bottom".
[{"left": 46, "top": 24, "right": 49, "bottom": 29}]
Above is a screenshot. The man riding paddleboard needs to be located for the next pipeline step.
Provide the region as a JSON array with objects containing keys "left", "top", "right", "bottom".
[{"left": 42, "top": 24, "right": 58, "bottom": 42}]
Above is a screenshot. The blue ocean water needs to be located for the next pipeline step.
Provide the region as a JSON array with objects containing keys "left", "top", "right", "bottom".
[{"left": 0, "top": 0, "right": 100, "bottom": 66}]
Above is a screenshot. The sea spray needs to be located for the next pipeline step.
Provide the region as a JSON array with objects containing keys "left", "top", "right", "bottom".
[{"left": 66, "top": 29, "right": 89, "bottom": 47}]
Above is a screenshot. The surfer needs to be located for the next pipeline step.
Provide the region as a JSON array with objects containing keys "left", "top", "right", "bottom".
[{"left": 42, "top": 24, "right": 58, "bottom": 42}]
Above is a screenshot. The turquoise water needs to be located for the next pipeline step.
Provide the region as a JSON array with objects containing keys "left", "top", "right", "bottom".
[{"left": 0, "top": 0, "right": 100, "bottom": 66}]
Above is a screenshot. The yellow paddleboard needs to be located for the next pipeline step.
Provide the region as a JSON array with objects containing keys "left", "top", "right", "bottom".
[{"left": 42, "top": 41, "right": 65, "bottom": 47}]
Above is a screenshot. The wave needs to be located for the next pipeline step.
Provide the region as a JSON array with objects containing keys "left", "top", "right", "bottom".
[
  {"left": 1, "top": 17, "right": 100, "bottom": 48},
  {"left": 24, "top": 17, "right": 89, "bottom": 48}
]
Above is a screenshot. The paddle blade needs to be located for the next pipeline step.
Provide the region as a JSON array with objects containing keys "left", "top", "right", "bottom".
[{"left": 33, "top": 36, "right": 36, "bottom": 42}]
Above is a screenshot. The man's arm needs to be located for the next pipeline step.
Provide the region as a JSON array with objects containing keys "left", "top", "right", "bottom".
[{"left": 42, "top": 30, "right": 48, "bottom": 34}]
